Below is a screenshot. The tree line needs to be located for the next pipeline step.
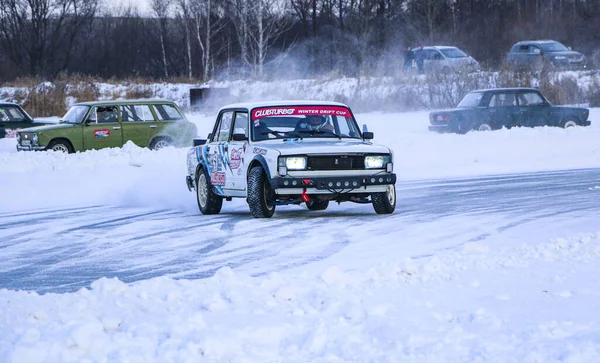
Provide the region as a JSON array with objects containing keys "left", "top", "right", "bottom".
[{"left": 1, "top": 0, "right": 599, "bottom": 83}]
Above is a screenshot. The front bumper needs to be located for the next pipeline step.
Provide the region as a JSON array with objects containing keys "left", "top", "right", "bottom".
[
  {"left": 270, "top": 173, "right": 396, "bottom": 191},
  {"left": 583, "top": 120, "right": 591, "bottom": 126},
  {"left": 16, "top": 144, "right": 46, "bottom": 151}
]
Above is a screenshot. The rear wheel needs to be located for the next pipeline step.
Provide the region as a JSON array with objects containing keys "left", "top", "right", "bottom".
[
  {"left": 247, "top": 166, "right": 275, "bottom": 218},
  {"left": 150, "top": 137, "right": 172, "bottom": 150},
  {"left": 372, "top": 184, "right": 396, "bottom": 215},
  {"left": 196, "top": 169, "right": 223, "bottom": 215},
  {"left": 47, "top": 139, "right": 74, "bottom": 153},
  {"left": 475, "top": 123, "right": 492, "bottom": 132},
  {"left": 306, "top": 200, "right": 329, "bottom": 211}
]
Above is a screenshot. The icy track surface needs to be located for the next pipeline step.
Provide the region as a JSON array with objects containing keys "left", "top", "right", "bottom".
[{"left": 1, "top": 109, "right": 600, "bottom": 362}]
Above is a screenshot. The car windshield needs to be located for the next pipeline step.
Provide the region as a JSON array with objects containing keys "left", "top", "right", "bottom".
[
  {"left": 251, "top": 105, "right": 361, "bottom": 141},
  {"left": 0, "top": 106, "right": 28, "bottom": 121},
  {"left": 61, "top": 105, "right": 90, "bottom": 124},
  {"left": 540, "top": 42, "right": 570, "bottom": 52},
  {"left": 440, "top": 47, "right": 468, "bottom": 58},
  {"left": 457, "top": 92, "right": 484, "bottom": 108}
]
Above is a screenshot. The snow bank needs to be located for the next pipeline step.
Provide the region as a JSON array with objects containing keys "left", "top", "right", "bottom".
[{"left": 1, "top": 232, "right": 600, "bottom": 362}]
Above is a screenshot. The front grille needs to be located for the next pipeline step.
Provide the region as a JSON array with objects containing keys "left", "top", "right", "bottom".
[{"left": 307, "top": 155, "right": 365, "bottom": 170}]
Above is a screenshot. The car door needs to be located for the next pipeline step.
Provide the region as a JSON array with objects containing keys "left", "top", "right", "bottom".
[
  {"left": 487, "top": 92, "right": 521, "bottom": 128},
  {"left": 227, "top": 111, "right": 249, "bottom": 191},
  {"left": 120, "top": 104, "right": 158, "bottom": 147},
  {"left": 424, "top": 49, "right": 443, "bottom": 72},
  {"left": 205, "top": 110, "right": 234, "bottom": 191},
  {"left": 517, "top": 91, "right": 552, "bottom": 127},
  {"left": 82, "top": 105, "right": 124, "bottom": 150}
]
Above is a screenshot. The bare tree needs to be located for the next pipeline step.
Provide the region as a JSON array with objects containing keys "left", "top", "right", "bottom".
[
  {"left": 150, "top": 0, "right": 170, "bottom": 78},
  {"left": 0, "top": 0, "right": 98, "bottom": 78}
]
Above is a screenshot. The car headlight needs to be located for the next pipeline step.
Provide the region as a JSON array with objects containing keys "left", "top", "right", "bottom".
[
  {"left": 283, "top": 157, "right": 307, "bottom": 170},
  {"left": 365, "top": 155, "right": 388, "bottom": 169},
  {"left": 553, "top": 56, "right": 567, "bottom": 60},
  {"left": 32, "top": 133, "right": 39, "bottom": 145}
]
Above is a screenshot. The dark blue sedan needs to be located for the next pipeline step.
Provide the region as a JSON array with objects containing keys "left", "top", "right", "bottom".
[{"left": 429, "top": 88, "right": 591, "bottom": 134}]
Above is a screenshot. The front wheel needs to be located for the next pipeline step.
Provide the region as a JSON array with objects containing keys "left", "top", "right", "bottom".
[
  {"left": 150, "top": 137, "right": 172, "bottom": 150},
  {"left": 562, "top": 118, "right": 578, "bottom": 128},
  {"left": 372, "top": 184, "right": 396, "bottom": 215},
  {"left": 47, "top": 139, "right": 74, "bottom": 153},
  {"left": 247, "top": 166, "right": 275, "bottom": 218},
  {"left": 196, "top": 169, "right": 223, "bottom": 215}
]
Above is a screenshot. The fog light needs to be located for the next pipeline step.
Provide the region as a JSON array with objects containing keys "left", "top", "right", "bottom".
[
  {"left": 387, "top": 176, "right": 392, "bottom": 182},
  {"left": 292, "top": 180, "right": 298, "bottom": 186},
  {"left": 328, "top": 182, "right": 334, "bottom": 187},
  {"left": 284, "top": 180, "right": 289, "bottom": 186},
  {"left": 344, "top": 181, "right": 350, "bottom": 187},
  {"left": 379, "top": 177, "right": 383, "bottom": 183},
  {"left": 336, "top": 182, "right": 342, "bottom": 187},
  {"left": 352, "top": 181, "right": 358, "bottom": 187},
  {"left": 370, "top": 178, "right": 375, "bottom": 183}
]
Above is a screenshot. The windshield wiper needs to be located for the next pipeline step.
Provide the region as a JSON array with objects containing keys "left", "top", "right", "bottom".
[{"left": 298, "top": 129, "right": 343, "bottom": 139}]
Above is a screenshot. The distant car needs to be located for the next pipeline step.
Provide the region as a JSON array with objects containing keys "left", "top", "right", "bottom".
[
  {"left": 506, "top": 40, "right": 587, "bottom": 71},
  {"left": 185, "top": 100, "right": 397, "bottom": 218},
  {"left": 0, "top": 102, "right": 55, "bottom": 139},
  {"left": 412, "top": 46, "right": 480, "bottom": 73},
  {"left": 428, "top": 87, "right": 591, "bottom": 134},
  {"left": 16, "top": 99, "right": 197, "bottom": 153}
]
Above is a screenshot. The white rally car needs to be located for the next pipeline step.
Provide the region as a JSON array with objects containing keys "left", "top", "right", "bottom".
[{"left": 185, "top": 100, "right": 397, "bottom": 218}]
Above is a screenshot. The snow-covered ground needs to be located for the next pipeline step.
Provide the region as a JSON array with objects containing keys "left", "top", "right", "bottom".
[{"left": 1, "top": 108, "right": 600, "bottom": 362}]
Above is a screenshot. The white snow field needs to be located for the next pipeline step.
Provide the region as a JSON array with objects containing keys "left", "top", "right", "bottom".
[{"left": 1, "top": 108, "right": 600, "bottom": 362}]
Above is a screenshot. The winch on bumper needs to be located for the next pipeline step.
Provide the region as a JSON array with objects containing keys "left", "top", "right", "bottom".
[{"left": 270, "top": 173, "right": 396, "bottom": 194}]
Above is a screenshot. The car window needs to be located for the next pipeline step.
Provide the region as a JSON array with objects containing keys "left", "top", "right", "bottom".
[
  {"left": 425, "top": 50, "right": 443, "bottom": 60},
  {"left": 153, "top": 104, "right": 184, "bottom": 121},
  {"left": 457, "top": 92, "right": 484, "bottom": 108},
  {"left": 540, "top": 42, "right": 569, "bottom": 52},
  {"left": 439, "top": 48, "right": 468, "bottom": 58},
  {"left": 232, "top": 112, "right": 249, "bottom": 138},
  {"left": 213, "top": 111, "right": 233, "bottom": 142},
  {"left": 489, "top": 93, "right": 516, "bottom": 107},
  {"left": 121, "top": 105, "right": 155, "bottom": 122},
  {"left": 62, "top": 105, "right": 89, "bottom": 124},
  {"left": 88, "top": 106, "right": 118, "bottom": 124},
  {"left": 0, "top": 106, "right": 28, "bottom": 122},
  {"left": 519, "top": 92, "right": 545, "bottom": 106},
  {"left": 518, "top": 45, "right": 529, "bottom": 53}
]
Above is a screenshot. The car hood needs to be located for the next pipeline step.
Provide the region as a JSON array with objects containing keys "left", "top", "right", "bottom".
[
  {"left": 256, "top": 139, "right": 392, "bottom": 155},
  {"left": 32, "top": 116, "right": 61, "bottom": 124},
  {"left": 18, "top": 123, "right": 78, "bottom": 133},
  {"left": 546, "top": 50, "right": 584, "bottom": 58}
]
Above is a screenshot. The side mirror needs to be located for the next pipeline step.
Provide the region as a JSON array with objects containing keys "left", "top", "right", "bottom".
[
  {"left": 363, "top": 132, "right": 374, "bottom": 140},
  {"left": 231, "top": 133, "right": 248, "bottom": 141},
  {"left": 193, "top": 138, "right": 207, "bottom": 146}
]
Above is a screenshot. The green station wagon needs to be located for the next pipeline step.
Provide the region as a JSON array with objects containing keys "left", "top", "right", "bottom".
[{"left": 16, "top": 99, "right": 197, "bottom": 153}]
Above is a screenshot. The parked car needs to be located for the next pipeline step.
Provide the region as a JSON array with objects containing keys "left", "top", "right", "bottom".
[
  {"left": 506, "top": 40, "right": 587, "bottom": 71},
  {"left": 185, "top": 100, "right": 397, "bottom": 218},
  {"left": 0, "top": 102, "right": 57, "bottom": 139},
  {"left": 16, "top": 99, "right": 197, "bottom": 153},
  {"left": 412, "top": 46, "right": 480, "bottom": 73},
  {"left": 428, "top": 87, "right": 591, "bottom": 133}
]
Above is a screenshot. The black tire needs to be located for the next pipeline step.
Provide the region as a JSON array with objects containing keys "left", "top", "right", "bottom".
[
  {"left": 47, "top": 139, "right": 74, "bottom": 153},
  {"left": 372, "top": 185, "right": 396, "bottom": 215},
  {"left": 474, "top": 123, "right": 492, "bottom": 132},
  {"left": 149, "top": 137, "right": 172, "bottom": 150},
  {"left": 306, "top": 200, "right": 329, "bottom": 211},
  {"left": 561, "top": 117, "right": 579, "bottom": 128},
  {"left": 247, "top": 166, "right": 275, "bottom": 218},
  {"left": 196, "top": 168, "right": 223, "bottom": 215}
]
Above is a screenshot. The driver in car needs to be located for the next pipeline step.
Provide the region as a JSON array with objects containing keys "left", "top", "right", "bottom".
[{"left": 296, "top": 115, "right": 334, "bottom": 132}]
